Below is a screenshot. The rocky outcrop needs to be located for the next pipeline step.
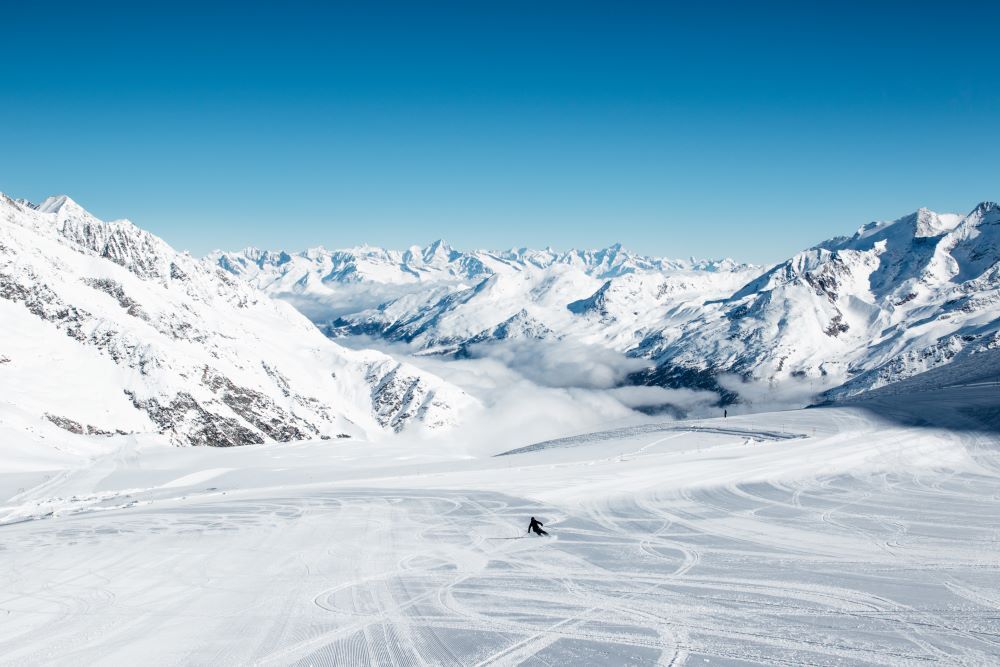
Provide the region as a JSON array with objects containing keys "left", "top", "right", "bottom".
[{"left": 126, "top": 391, "right": 267, "bottom": 447}]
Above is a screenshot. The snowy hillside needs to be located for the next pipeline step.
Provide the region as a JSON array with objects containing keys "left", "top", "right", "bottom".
[
  {"left": 634, "top": 202, "right": 1000, "bottom": 401},
  {"left": 2, "top": 379, "right": 998, "bottom": 664},
  {"left": 213, "top": 202, "right": 1000, "bottom": 410},
  {"left": 0, "top": 194, "right": 475, "bottom": 447}
]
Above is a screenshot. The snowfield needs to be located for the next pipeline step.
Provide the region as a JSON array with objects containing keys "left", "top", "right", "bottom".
[{"left": 1, "top": 384, "right": 998, "bottom": 665}]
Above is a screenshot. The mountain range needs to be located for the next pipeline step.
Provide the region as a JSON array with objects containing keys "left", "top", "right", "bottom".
[
  {"left": 213, "top": 202, "right": 1000, "bottom": 408},
  {"left": 5, "top": 190, "right": 999, "bottom": 450}
]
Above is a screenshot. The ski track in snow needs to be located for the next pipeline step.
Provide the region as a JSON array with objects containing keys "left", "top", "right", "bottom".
[{"left": 1, "top": 395, "right": 1000, "bottom": 665}]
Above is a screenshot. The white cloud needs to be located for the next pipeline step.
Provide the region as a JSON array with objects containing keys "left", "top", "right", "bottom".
[
  {"left": 342, "top": 336, "right": 722, "bottom": 455},
  {"left": 464, "top": 339, "right": 652, "bottom": 389},
  {"left": 716, "top": 373, "right": 838, "bottom": 414},
  {"left": 606, "top": 385, "right": 719, "bottom": 411}
]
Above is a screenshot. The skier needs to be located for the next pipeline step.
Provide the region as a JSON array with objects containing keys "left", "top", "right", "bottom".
[
  {"left": 527, "top": 516, "right": 548, "bottom": 536},
  {"left": 724, "top": 409, "right": 727, "bottom": 418}
]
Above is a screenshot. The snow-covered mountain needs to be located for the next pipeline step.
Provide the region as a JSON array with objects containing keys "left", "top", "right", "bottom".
[
  {"left": 210, "top": 242, "right": 759, "bottom": 356},
  {"left": 0, "top": 194, "right": 475, "bottom": 447},
  {"left": 209, "top": 240, "right": 742, "bottom": 293},
  {"left": 333, "top": 263, "right": 762, "bottom": 358},
  {"left": 213, "top": 202, "right": 1000, "bottom": 408},
  {"left": 632, "top": 203, "right": 1000, "bottom": 401}
]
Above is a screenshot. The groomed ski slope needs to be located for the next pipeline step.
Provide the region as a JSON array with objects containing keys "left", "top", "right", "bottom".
[{"left": 1, "top": 386, "right": 999, "bottom": 665}]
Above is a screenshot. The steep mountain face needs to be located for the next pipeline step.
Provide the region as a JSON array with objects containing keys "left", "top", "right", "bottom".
[
  {"left": 0, "top": 194, "right": 474, "bottom": 446},
  {"left": 632, "top": 203, "right": 1000, "bottom": 401},
  {"left": 213, "top": 202, "right": 1000, "bottom": 410}
]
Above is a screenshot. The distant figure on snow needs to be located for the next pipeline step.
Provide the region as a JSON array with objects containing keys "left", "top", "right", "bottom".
[
  {"left": 527, "top": 516, "right": 548, "bottom": 536},
  {"left": 724, "top": 409, "right": 727, "bottom": 418}
]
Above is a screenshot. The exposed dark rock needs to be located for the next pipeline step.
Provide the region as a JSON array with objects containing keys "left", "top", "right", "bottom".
[
  {"left": 262, "top": 361, "right": 293, "bottom": 397},
  {"left": 126, "top": 390, "right": 266, "bottom": 447},
  {"left": 156, "top": 314, "right": 209, "bottom": 343},
  {"left": 169, "top": 262, "right": 188, "bottom": 281},
  {"left": 824, "top": 314, "right": 850, "bottom": 337},
  {"left": 58, "top": 219, "right": 170, "bottom": 281},
  {"left": 42, "top": 414, "right": 118, "bottom": 437},
  {"left": 83, "top": 277, "right": 149, "bottom": 320},
  {"left": 45, "top": 414, "right": 85, "bottom": 434},
  {"left": 366, "top": 364, "right": 427, "bottom": 432},
  {"left": 804, "top": 269, "right": 842, "bottom": 302},
  {"left": 0, "top": 269, "right": 90, "bottom": 341},
  {"left": 201, "top": 367, "right": 317, "bottom": 441}
]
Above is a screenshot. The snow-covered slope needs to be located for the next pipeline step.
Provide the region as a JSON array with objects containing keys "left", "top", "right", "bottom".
[
  {"left": 2, "top": 381, "right": 998, "bottom": 664},
  {"left": 0, "top": 194, "right": 475, "bottom": 446},
  {"left": 633, "top": 203, "right": 1000, "bottom": 401}
]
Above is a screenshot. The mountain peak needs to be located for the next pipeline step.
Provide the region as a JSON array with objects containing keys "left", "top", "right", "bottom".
[
  {"left": 36, "top": 194, "right": 86, "bottom": 216},
  {"left": 970, "top": 201, "right": 1000, "bottom": 216},
  {"left": 422, "top": 239, "right": 454, "bottom": 262}
]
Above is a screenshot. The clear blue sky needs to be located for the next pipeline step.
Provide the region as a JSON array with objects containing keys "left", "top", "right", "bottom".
[{"left": 2, "top": 1, "right": 997, "bottom": 263}]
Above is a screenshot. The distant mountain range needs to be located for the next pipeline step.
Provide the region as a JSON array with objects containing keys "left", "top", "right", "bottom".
[
  {"left": 213, "top": 202, "right": 1000, "bottom": 407},
  {"left": 209, "top": 240, "right": 745, "bottom": 291},
  {"left": 0, "top": 194, "right": 475, "bottom": 447}
]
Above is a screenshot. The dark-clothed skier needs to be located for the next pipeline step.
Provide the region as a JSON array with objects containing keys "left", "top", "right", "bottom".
[{"left": 527, "top": 516, "right": 548, "bottom": 536}]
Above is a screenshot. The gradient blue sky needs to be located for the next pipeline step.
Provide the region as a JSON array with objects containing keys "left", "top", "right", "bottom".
[{"left": 2, "top": 1, "right": 998, "bottom": 263}]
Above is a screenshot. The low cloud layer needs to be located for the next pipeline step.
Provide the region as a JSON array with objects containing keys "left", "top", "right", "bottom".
[
  {"left": 281, "top": 283, "right": 449, "bottom": 322},
  {"left": 341, "top": 336, "right": 724, "bottom": 454},
  {"left": 606, "top": 385, "right": 720, "bottom": 411},
  {"left": 716, "top": 373, "right": 838, "bottom": 414},
  {"left": 464, "top": 339, "right": 652, "bottom": 389}
]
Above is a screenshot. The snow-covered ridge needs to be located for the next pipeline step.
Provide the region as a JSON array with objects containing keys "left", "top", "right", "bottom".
[
  {"left": 0, "top": 194, "right": 475, "bottom": 447},
  {"left": 634, "top": 201, "right": 1000, "bottom": 401},
  {"left": 208, "top": 240, "right": 747, "bottom": 292},
  {"left": 209, "top": 239, "right": 760, "bottom": 359}
]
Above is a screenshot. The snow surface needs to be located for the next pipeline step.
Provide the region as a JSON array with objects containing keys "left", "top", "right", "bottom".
[{"left": 1, "top": 383, "right": 998, "bottom": 665}]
